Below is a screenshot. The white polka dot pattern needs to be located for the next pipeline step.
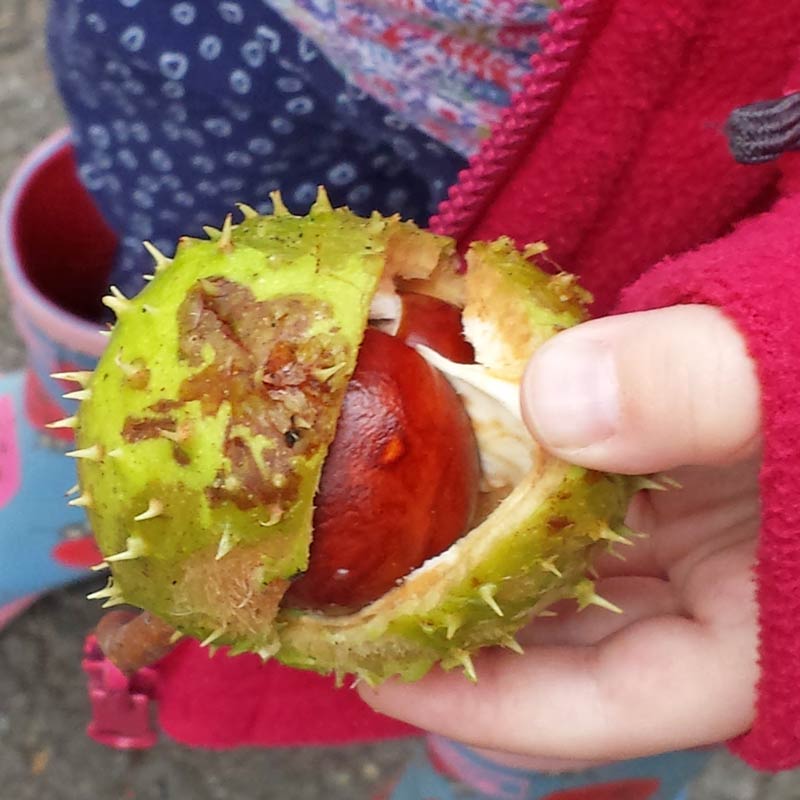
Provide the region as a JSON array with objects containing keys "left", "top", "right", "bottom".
[
  {"left": 198, "top": 35, "right": 223, "bottom": 60},
  {"left": 120, "top": 25, "right": 146, "bottom": 52},
  {"left": 218, "top": 2, "right": 245, "bottom": 25},
  {"left": 171, "top": 2, "right": 196, "bottom": 25},
  {"left": 48, "top": 0, "right": 466, "bottom": 297}
]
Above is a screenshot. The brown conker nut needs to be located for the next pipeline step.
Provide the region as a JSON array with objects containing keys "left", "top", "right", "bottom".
[
  {"left": 395, "top": 292, "right": 475, "bottom": 364},
  {"left": 285, "top": 325, "right": 481, "bottom": 610}
]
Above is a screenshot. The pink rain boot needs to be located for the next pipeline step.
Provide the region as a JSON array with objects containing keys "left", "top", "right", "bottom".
[{"left": 0, "top": 129, "right": 116, "bottom": 627}]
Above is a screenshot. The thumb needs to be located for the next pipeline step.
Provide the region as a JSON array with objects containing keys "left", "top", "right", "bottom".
[{"left": 521, "top": 305, "right": 761, "bottom": 474}]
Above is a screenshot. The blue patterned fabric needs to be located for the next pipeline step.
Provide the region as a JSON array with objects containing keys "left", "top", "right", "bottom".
[
  {"left": 383, "top": 737, "right": 713, "bottom": 800},
  {"left": 263, "top": 0, "right": 554, "bottom": 155},
  {"left": 0, "top": 371, "right": 93, "bottom": 605},
  {"left": 47, "top": 0, "right": 467, "bottom": 298}
]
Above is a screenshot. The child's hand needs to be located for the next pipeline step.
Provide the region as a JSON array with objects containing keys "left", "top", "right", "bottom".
[{"left": 360, "top": 305, "right": 762, "bottom": 764}]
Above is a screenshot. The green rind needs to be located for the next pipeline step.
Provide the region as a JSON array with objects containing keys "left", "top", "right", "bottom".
[
  {"left": 266, "top": 239, "right": 635, "bottom": 683},
  {"left": 462, "top": 238, "right": 593, "bottom": 378},
  {"left": 76, "top": 200, "right": 637, "bottom": 679},
  {"left": 76, "top": 204, "right": 407, "bottom": 643},
  {"left": 273, "top": 462, "right": 633, "bottom": 684}
]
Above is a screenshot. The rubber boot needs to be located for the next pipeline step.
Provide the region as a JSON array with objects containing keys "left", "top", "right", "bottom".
[{"left": 0, "top": 129, "right": 115, "bottom": 625}]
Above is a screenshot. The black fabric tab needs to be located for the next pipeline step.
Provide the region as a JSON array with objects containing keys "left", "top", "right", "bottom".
[{"left": 725, "top": 92, "right": 800, "bottom": 164}]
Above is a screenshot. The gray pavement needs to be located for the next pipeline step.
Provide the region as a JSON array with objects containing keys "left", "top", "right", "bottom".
[{"left": 0, "top": 2, "right": 794, "bottom": 798}]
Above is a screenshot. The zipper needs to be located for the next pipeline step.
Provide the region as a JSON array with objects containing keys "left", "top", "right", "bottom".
[{"left": 429, "top": 0, "right": 601, "bottom": 243}]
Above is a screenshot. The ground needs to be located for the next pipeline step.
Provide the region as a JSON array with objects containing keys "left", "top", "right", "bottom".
[{"left": 0, "top": 2, "right": 796, "bottom": 798}]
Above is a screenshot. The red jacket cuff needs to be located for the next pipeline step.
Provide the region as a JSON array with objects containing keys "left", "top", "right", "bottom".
[{"left": 614, "top": 183, "right": 800, "bottom": 770}]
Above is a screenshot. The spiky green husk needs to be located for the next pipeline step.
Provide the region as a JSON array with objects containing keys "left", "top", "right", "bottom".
[
  {"left": 76, "top": 194, "right": 454, "bottom": 649},
  {"left": 74, "top": 192, "right": 637, "bottom": 681},
  {"left": 276, "top": 462, "right": 632, "bottom": 685},
  {"left": 270, "top": 234, "right": 633, "bottom": 684}
]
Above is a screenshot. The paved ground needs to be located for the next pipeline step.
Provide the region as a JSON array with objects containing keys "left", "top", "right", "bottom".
[{"left": 0, "top": 2, "right": 797, "bottom": 798}]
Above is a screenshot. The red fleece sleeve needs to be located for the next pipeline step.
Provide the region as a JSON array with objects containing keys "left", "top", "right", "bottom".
[
  {"left": 615, "top": 167, "right": 800, "bottom": 771},
  {"left": 155, "top": 643, "right": 417, "bottom": 749}
]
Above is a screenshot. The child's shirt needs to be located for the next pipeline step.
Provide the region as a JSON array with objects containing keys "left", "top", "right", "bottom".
[{"left": 52, "top": 0, "right": 544, "bottom": 294}]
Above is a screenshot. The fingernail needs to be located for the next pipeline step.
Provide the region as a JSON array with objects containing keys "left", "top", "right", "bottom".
[{"left": 523, "top": 336, "right": 619, "bottom": 450}]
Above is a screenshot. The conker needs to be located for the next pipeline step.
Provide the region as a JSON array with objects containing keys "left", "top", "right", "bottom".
[
  {"left": 395, "top": 292, "right": 475, "bottom": 364},
  {"left": 285, "top": 307, "right": 480, "bottom": 611}
]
